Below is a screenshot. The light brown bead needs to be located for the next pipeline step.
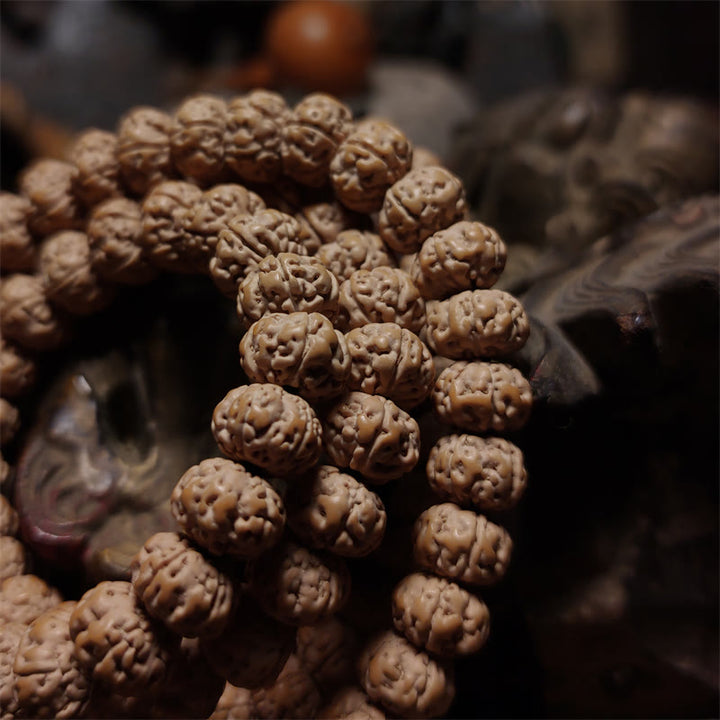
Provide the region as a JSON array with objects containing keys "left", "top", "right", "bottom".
[
  {"left": 319, "top": 686, "right": 386, "bottom": 720},
  {"left": 240, "top": 312, "right": 350, "bottom": 402},
  {"left": 185, "top": 183, "right": 265, "bottom": 257},
  {"left": 211, "top": 683, "right": 256, "bottom": 720},
  {"left": 378, "top": 166, "right": 467, "bottom": 254},
  {"left": 0, "top": 193, "right": 36, "bottom": 272},
  {"left": 322, "top": 391, "right": 420, "bottom": 483},
  {"left": 69, "top": 580, "right": 171, "bottom": 694},
  {"left": 87, "top": 197, "right": 156, "bottom": 284},
  {"left": 336, "top": 266, "right": 425, "bottom": 334},
  {"left": 69, "top": 128, "right": 122, "bottom": 207},
  {"left": 432, "top": 361, "right": 532, "bottom": 433},
  {"left": 315, "top": 229, "right": 395, "bottom": 282},
  {"left": 39, "top": 231, "right": 114, "bottom": 315},
  {"left": 0, "top": 455, "right": 8, "bottom": 490},
  {"left": 412, "top": 220, "right": 507, "bottom": 299},
  {"left": 330, "top": 119, "right": 413, "bottom": 213},
  {"left": 116, "top": 106, "right": 174, "bottom": 196},
  {"left": 200, "top": 596, "right": 295, "bottom": 689},
  {"left": 296, "top": 615, "right": 358, "bottom": 691},
  {"left": 345, "top": 323, "right": 435, "bottom": 409},
  {"left": 236, "top": 252, "right": 340, "bottom": 327},
  {"left": 131, "top": 531, "right": 234, "bottom": 638},
  {"left": 0, "top": 575, "right": 62, "bottom": 626},
  {"left": 0, "top": 398, "right": 20, "bottom": 447},
  {"left": 282, "top": 93, "right": 354, "bottom": 186},
  {"left": 0, "top": 339, "right": 36, "bottom": 398},
  {"left": 0, "top": 621, "right": 26, "bottom": 718},
  {"left": 287, "top": 465, "right": 387, "bottom": 557},
  {"left": 0, "top": 274, "right": 66, "bottom": 351},
  {"left": 140, "top": 180, "right": 205, "bottom": 273},
  {"left": 413, "top": 503, "right": 513, "bottom": 585},
  {"left": 19, "top": 159, "right": 82, "bottom": 238},
  {"left": 249, "top": 540, "right": 351, "bottom": 625},
  {"left": 0, "top": 536, "right": 27, "bottom": 581},
  {"left": 427, "top": 434, "right": 527, "bottom": 511},
  {"left": 251, "top": 654, "right": 322, "bottom": 720},
  {"left": 13, "top": 601, "right": 91, "bottom": 719},
  {"left": 225, "top": 90, "right": 289, "bottom": 183},
  {"left": 211, "top": 209, "right": 310, "bottom": 298},
  {"left": 151, "top": 636, "right": 225, "bottom": 720},
  {"left": 358, "top": 630, "right": 455, "bottom": 719},
  {"left": 411, "top": 146, "right": 442, "bottom": 169},
  {"left": 212, "top": 384, "right": 322, "bottom": 475},
  {"left": 170, "top": 94, "right": 227, "bottom": 185},
  {"left": 0, "top": 494, "right": 19, "bottom": 537},
  {"left": 171, "top": 457, "right": 285, "bottom": 558},
  {"left": 425, "top": 289, "right": 530, "bottom": 359},
  {"left": 392, "top": 572, "right": 490, "bottom": 657},
  {"left": 295, "top": 200, "right": 358, "bottom": 252}
]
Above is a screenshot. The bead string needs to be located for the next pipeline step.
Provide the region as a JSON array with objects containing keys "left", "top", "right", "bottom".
[{"left": 0, "top": 89, "right": 532, "bottom": 720}]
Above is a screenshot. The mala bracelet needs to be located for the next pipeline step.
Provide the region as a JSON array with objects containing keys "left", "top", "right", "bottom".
[{"left": 0, "top": 89, "right": 532, "bottom": 719}]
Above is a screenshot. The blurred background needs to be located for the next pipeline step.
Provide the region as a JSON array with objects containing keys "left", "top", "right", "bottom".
[{"left": 1, "top": 1, "right": 718, "bottom": 717}]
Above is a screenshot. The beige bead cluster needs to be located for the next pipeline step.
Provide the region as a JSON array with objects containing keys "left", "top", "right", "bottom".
[{"left": 0, "top": 88, "right": 532, "bottom": 719}]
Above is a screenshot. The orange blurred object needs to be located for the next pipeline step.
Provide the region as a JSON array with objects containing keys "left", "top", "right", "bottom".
[{"left": 264, "top": 1, "right": 374, "bottom": 94}]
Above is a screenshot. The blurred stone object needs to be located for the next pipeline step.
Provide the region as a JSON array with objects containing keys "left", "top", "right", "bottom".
[
  {"left": 516, "top": 194, "right": 719, "bottom": 407},
  {"left": 13, "top": 277, "right": 239, "bottom": 582},
  {"left": 450, "top": 88, "right": 719, "bottom": 291},
  {"left": 365, "top": 60, "right": 479, "bottom": 161}
]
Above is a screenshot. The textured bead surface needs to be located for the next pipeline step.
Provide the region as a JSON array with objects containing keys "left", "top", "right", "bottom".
[
  {"left": 251, "top": 654, "right": 322, "bottom": 720},
  {"left": 425, "top": 289, "right": 530, "bottom": 359},
  {"left": 185, "top": 183, "right": 265, "bottom": 258},
  {"left": 392, "top": 572, "right": 490, "bottom": 656},
  {"left": 0, "top": 536, "right": 27, "bottom": 581},
  {"left": 295, "top": 200, "right": 357, "bottom": 251},
  {"left": 70, "top": 128, "right": 122, "bottom": 207},
  {"left": 13, "top": 601, "right": 91, "bottom": 719},
  {"left": 140, "top": 180, "right": 205, "bottom": 273},
  {"left": 427, "top": 434, "right": 527, "bottom": 511},
  {"left": 322, "top": 392, "right": 420, "bottom": 483},
  {"left": 336, "top": 267, "right": 425, "bottom": 334},
  {"left": 171, "top": 457, "right": 285, "bottom": 558},
  {"left": 211, "top": 209, "right": 310, "bottom": 297},
  {"left": 319, "top": 686, "right": 386, "bottom": 720},
  {"left": 69, "top": 580, "right": 171, "bottom": 694},
  {"left": 0, "top": 621, "right": 25, "bottom": 718},
  {"left": 0, "top": 193, "right": 36, "bottom": 272},
  {"left": 249, "top": 540, "right": 351, "bottom": 625},
  {"left": 411, "top": 220, "right": 507, "bottom": 299},
  {"left": 212, "top": 384, "right": 322, "bottom": 475},
  {"left": 225, "top": 90, "right": 289, "bottom": 184},
  {"left": 0, "top": 575, "right": 62, "bottom": 626},
  {"left": 330, "top": 119, "right": 413, "bottom": 213},
  {"left": 240, "top": 312, "right": 350, "bottom": 401},
  {"left": 0, "top": 494, "right": 19, "bottom": 536},
  {"left": 19, "top": 159, "right": 82, "bottom": 237},
  {"left": 170, "top": 94, "right": 227, "bottom": 185},
  {"left": 358, "top": 630, "right": 455, "bottom": 719},
  {"left": 131, "top": 531, "right": 234, "bottom": 638},
  {"left": 200, "top": 597, "right": 295, "bottom": 689},
  {"left": 211, "top": 683, "right": 256, "bottom": 720},
  {"left": 345, "top": 323, "right": 435, "bottom": 409},
  {"left": 39, "top": 231, "right": 114, "bottom": 315},
  {"left": 432, "top": 361, "right": 533, "bottom": 433},
  {"left": 315, "top": 229, "right": 395, "bottom": 282},
  {"left": 378, "top": 166, "right": 467, "bottom": 254},
  {"left": 87, "top": 197, "right": 156, "bottom": 284},
  {"left": 282, "top": 93, "right": 354, "bottom": 186},
  {"left": 0, "top": 274, "right": 66, "bottom": 351},
  {"left": 237, "top": 252, "right": 340, "bottom": 327},
  {"left": 287, "top": 465, "right": 387, "bottom": 557},
  {"left": 116, "top": 106, "right": 174, "bottom": 196},
  {"left": 412, "top": 503, "right": 513, "bottom": 585},
  {"left": 0, "top": 399, "right": 19, "bottom": 447},
  {"left": 296, "top": 615, "right": 358, "bottom": 691}
]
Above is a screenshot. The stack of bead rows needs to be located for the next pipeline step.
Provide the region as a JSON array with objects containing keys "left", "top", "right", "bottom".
[{"left": 0, "top": 90, "right": 531, "bottom": 719}]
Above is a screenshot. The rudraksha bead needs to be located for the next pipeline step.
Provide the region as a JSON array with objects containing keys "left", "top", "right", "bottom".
[
  {"left": 0, "top": 193, "right": 36, "bottom": 272},
  {"left": 315, "top": 229, "right": 395, "bottom": 282},
  {"left": 69, "top": 128, "right": 122, "bottom": 208}
]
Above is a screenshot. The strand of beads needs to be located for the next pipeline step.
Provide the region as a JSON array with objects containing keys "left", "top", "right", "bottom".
[{"left": 0, "top": 88, "right": 531, "bottom": 720}]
